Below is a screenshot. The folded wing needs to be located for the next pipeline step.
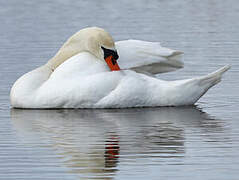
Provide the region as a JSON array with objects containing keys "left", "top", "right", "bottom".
[{"left": 116, "top": 40, "right": 184, "bottom": 74}]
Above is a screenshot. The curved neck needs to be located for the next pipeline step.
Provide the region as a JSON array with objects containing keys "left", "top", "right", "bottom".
[{"left": 46, "top": 46, "right": 80, "bottom": 71}]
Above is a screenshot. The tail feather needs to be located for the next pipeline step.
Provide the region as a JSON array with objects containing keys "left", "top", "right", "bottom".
[
  {"left": 197, "top": 65, "right": 231, "bottom": 87},
  {"left": 170, "top": 65, "right": 231, "bottom": 106}
]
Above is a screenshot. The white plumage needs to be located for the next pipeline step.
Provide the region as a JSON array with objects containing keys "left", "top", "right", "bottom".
[
  {"left": 10, "top": 27, "right": 230, "bottom": 108},
  {"left": 116, "top": 40, "right": 184, "bottom": 74}
]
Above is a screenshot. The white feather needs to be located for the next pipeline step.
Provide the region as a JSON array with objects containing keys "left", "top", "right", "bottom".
[
  {"left": 116, "top": 40, "right": 184, "bottom": 74},
  {"left": 10, "top": 52, "right": 230, "bottom": 108},
  {"left": 10, "top": 27, "right": 230, "bottom": 109}
]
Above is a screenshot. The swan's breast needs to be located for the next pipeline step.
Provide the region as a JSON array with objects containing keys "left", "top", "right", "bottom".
[{"left": 36, "top": 53, "right": 127, "bottom": 108}]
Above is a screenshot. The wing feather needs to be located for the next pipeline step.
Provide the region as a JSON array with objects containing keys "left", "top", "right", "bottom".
[{"left": 116, "top": 40, "right": 184, "bottom": 74}]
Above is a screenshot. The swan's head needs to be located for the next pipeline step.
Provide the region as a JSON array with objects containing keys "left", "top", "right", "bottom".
[{"left": 47, "top": 27, "right": 120, "bottom": 71}]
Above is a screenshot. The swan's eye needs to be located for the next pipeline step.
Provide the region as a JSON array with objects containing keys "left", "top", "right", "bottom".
[{"left": 101, "top": 46, "right": 119, "bottom": 61}]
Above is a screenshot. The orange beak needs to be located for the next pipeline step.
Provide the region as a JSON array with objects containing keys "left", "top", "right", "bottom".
[{"left": 105, "top": 55, "right": 120, "bottom": 71}]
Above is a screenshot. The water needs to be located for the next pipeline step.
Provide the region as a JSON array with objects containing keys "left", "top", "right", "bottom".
[{"left": 0, "top": 0, "right": 239, "bottom": 179}]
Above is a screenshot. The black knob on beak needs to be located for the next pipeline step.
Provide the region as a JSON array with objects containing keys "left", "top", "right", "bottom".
[
  {"left": 101, "top": 46, "right": 120, "bottom": 71},
  {"left": 101, "top": 46, "right": 119, "bottom": 61}
]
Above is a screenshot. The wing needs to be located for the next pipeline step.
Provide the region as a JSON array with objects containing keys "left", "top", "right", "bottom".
[{"left": 116, "top": 40, "right": 184, "bottom": 74}]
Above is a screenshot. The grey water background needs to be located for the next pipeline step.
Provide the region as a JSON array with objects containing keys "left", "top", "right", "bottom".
[{"left": 0, "top": 0, "right": 239, "bottom": 179}]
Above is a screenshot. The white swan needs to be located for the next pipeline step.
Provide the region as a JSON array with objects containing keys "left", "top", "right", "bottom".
[{"left": 10, "top": 27, "right": 230, "bottom": 108}]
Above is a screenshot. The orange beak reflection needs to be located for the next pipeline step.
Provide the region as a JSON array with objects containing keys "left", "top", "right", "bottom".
[{"left": 105, "top": 55, "right": 120, "bottom": 71}]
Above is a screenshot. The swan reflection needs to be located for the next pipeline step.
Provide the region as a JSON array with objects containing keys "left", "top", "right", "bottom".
[{"left": 11, "top": 106, "right": 225, "bottom": 179}]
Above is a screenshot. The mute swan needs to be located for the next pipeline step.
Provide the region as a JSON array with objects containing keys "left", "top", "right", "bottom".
[{"left": 10, "top": 27, "right": 230, "bottom": 108}]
